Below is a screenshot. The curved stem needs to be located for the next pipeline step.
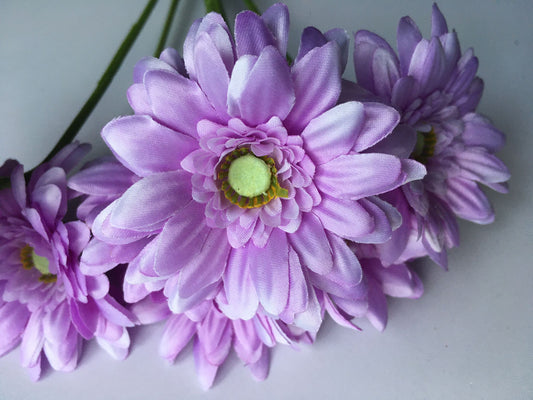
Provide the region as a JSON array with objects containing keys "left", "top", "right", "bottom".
[{"left": 154, "top": 0, "right": 180, "bottom": 57}]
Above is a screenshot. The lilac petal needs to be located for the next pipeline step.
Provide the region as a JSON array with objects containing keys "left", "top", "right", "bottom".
[
  {"left": 127, "top": 83, "right": 151, "bottom": 115},
  {"left": 96, "top": 326, "right": 130, "bottom": 360},
  {"left": 289, "top": 213, "right": 333, "bottom": 275},
  {"left": 43, "top": 324, "right": 79, "bottom": 371},
  {"left": 159, "top": 314, "right": 196, "bottom": 361},
  {"left": 316, "top": 154, "right": 402, "bottom": 200},
  {"left": 21, "top": 309, "right": 45, "bottom": 369},
  {"left": 377, "top": 262, "right": 424, "bottom": 299},
  {"left": 97, "top": 296, "right": 135, "bottom": 327},
  {"left": 166, "top": 280, "right": 219, "bottom": 314},
  {"left": 177, "top": 228, "right": 230, "bottom": 298},
  {"left": 159, "top": 48, "right": 187, "bottom": 75},
  {"left": 392, "top": 78, "right": 419, "bottom": 114},
  {"left": 372, "top": 46, "right": 400, "bottom": 99},
  {"left": 397, "top": 16, "right": 422, "bottom": 75},
  {"left": 133, "top": 56, "right": 180, "bottom": 83},
  {"left": 48, "top": 142, "right": 91, "bottom": 172},
  {"left": 456, "top": 148, "right": 510, "bottom": 184},
  {"left": 11, "top": 163, "right": 26, "bottom": 209},
  {"left": 228, "top": 46, "right": 294, "bottom": 126},
  {"left": 193, "top": 32, "right": 231, "bottom": 116},
  {"left": 285, "top": 41, "right": 341, "bottom": 133},
  {"left": 249, "top": 229, "right": 289, "bottom": 316},
  {"left": 235, "top": 11, "right": 277, "bottom": 57},
  {"left": 324, "top": 295, "right": 360, "bottom": 331},
  {"left": 296, "top": 27, "right": 328, "bottom": 62},
  {"left": 102, "top": 116, "right": 197, "bottom": 177},
  {"left": 261, "top": 3, "right": 290, "bottom": 56},
  {"left": 301, "top": 102, "right": 364, "bottom": 165},
  {"left": 130, "top": 295, "right": 170, "bottom": 324},
  {"left": 313, "top": 194, "right": 374, "bottom": 240},
  {"left": 31, "top": 184, "right": 63, "bottom": 229},
  {"left": 352, "top": 102, "right": 400, "bottom": 152},
  {"left": 69, "top": 161, "right": 136, "bottom": 196},
  {"left": 292, "top": 282, "right": 322, "bottom": 333},
  {"left": 354, "top": 30, "right": 397, "bottom": 94},
  {"left": 445, "top": 177, "right": 494, "bottom": 224},
  {"left": 110, "top": 171, "right": 192, "bottom": 231},
  {"left": 70, "top": 299, "right": 99, "bottom": 340},
  {"left": 43, "top": 302, "right": 71, "bottom": 346},
  {"left": 81, "top": 238, "right": 150, "bottom": 275},
  {"left": 284, "top": 247, "right": 309, "bottom": 317},
  {"left": 194, "top": 339, "right": 219, "bottom": 390},
  {"left": 221, "top": 247, "right": 259, "bottom": 320},
  {"left": 367, "top": 124, "right": 417, "bottom": 158},
  {"left": 92, "top": 201, "right": 151, "bottom": 245},
  {"left": 431, "top": 3, "right": 449, "bottom": 36},
  {"left": 408, "top": 37, "right": 446, "bottom": 95},
  {"left": 249, "top": 348, "right": 270, "bottom": 381},
  {"left": 0, "top": 302, "right": 30, "bottom": 357},
  {"left": 144, "top": 70, "right": 219, "bottom": 138},
  {"left": 197, "top": 310, "right": 232, "bottom": 365},
  {"left": 462, "top": 113, "right": 505, "bottom": 152},
  {"left": 364, "top": 278, "right": 388, "bottom": 332},
  {"left": 325, "top": 28, "right": 350, "bottom": 72},
  {"left": 355, "top": 197, "right": 402, "bottom": 244},
  {"left": 154, "top": 201, "right": 210, "bottom": 277}
]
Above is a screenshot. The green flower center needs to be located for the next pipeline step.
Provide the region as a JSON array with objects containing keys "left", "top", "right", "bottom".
[
  {"left": 20, "top": 245, "right": 57, "bottom": 283},
  {"left": 411, "top": 127, "right": 437, "bottom": 164},
  {"left": 218, "top": 148, "right": 289, "bottom": 209}
]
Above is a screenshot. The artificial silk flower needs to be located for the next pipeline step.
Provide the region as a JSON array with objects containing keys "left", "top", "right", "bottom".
[
  {"left": 0, "top": 144, "right": 135, "bottom": 380},
  {"left": 132, "top": 293, "right": 313, "bottom": 389},
  {"left": 90, "top": 3, "right": 425, "bottom": 332},
  {"left": 351, "top": 3, "right": 510, "bottom": 266}
]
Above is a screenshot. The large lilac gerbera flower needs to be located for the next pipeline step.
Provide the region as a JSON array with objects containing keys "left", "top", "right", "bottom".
[
  {"left": 0, "top": 144, "right": 135, "bottom": 380},
  {"left": 91, "top": 4, "right": 425, "bottom": 329},
  {"left": 351, "top": 4, "right": 510, "bottom": 266}
]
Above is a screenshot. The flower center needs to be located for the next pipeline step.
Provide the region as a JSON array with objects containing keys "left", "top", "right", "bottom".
[
  {"left": 411, "top": 127, "right": 437, "bottom": 164},
  {"left": 20, "top": 245, "right": 57, "bottom": 283},
  {"left": 218, "top": 148, "right": 289, "bottom": 208}
]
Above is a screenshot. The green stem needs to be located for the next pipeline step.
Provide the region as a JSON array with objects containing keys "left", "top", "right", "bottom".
[
  {"left": 154, "top": 0, "right": 180, "bottom": 57},
  {"left": 243, "top": 0, "right": 260, "bottom": 13},
  {"left": 204, "top": 0, "right": 229, "bottom": 25},
  {"left": 39, "top": 0, "right": 159, "bottom": 168}
]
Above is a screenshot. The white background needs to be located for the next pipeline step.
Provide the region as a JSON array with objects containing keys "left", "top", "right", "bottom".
[{"left": 0, "top": 0, "right": 531, "bottom": 398}]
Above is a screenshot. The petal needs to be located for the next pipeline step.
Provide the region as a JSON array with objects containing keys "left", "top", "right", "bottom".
[
  {"left": 220, "top": 247, "right": 259, "bottom": 320},
  {"left": 110, "top": 171, "right": 192, "bottom": 231},
  {"left": 316, "top": 154, "right": 402, "bottom": 200},
  {"left": 285, "top": 41, "right": 341, "bottom": 133},
  {"left": 431, "top": 3, "right": 449, "bottom": 36},
  {"left": 69, "top": 160, "right": 136, "bottom": 196},
  {"left": 235, "top": 11, "right": 277, "bottom": 57},
  {"left": 159, "top": 314, "right": 196, "bottom": 361},
  {"left": 302, "top": 102, "right": 364, "bottom": 165},
  {"left": 177, "top": 228, "right": 230, "bottom": 298},
  {"left": 289, "top": 213, "right": 333, "bottom": 275},
  {"left": 456, "top": 148, "right": 510, "bottom": 184},
  {"left": 228, "top": 46, "right": 294, "bottom": 126},
  {"left": 154, "top": 202, "right": 210, "bottom": 276},
  {"left": 397, "top": 16, "right": 422, "bottom": 75},
  {"left": 144, "top": 70, "right": 219, "bottom": 138},
  {"left": 462, "top": 113, "right": 506, "bottom": 152},
  {"left": 445, "top": 177, "right": 494, "bottom": 224},
  {"left": 351, "top": 102, "right": 400, "bottom": 152},
  {"left": 0, "top": 302, "right": 30, "bottom": 357},
  {"left": 261, "top": 3, "right": 290, "bottom": 56},
  {"left": 313, "top": 194, "right": 374, "bottom": 240},
  {"left": 102, "top": 116, "right": 197, "bottom": 177},
  {"left": 249, "top": 229, "right": 289, "bottom": 316}
]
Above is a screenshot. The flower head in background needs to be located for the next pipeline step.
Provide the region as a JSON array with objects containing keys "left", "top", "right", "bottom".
[
  {"left": 351, "top": 4, "right": 510, "bottom": 266},
  {"left": 0, "top": 144, "right": 135, "bottom": 380},
  {"left": 89, "top": 3, "right": 425, "bottom": 333}
]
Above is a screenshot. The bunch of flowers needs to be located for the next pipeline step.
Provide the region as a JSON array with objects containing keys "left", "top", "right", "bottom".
[{"left": 0, "top": 1, "right": 509, "bottom": 389}]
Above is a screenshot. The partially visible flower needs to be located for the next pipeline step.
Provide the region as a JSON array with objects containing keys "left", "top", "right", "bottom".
[
  {"left": 90, "top": 4, "right": 425, "bottom": 332},
  {"left": 0, "top": 144, "right": 135, "bottom": 380},
  {"left": 351, "top": 3, "right": 510, "bottom": 266},
  {"left": 131, "top": 294, "right": 313, "bottom": 390}
]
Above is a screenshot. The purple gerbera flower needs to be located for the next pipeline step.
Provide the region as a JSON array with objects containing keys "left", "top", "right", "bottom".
[
  {"left": 351, "top": 4, "right": 510, "bottom": 266},
  {"left": 89, "top": 4, "right": 424, "bottom": 331},
  {"left": 0, "top": 144, "right": 135, "bottom": 380}
]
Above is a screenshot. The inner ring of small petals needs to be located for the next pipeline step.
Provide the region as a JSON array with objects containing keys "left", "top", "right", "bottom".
[
  {"left": 20, "top": 244, "right": 57, "bottom": 283},
  {"left": 412, "top": 127, "right": 437, "bottom": 164},
  {"left": 218, "top": 147, "right": 289, "bottom": 209}
]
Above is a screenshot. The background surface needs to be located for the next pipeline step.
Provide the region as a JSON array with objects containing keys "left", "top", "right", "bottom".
[{"left": 0, "top": 1, "right": 531, "bottom": 399}]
